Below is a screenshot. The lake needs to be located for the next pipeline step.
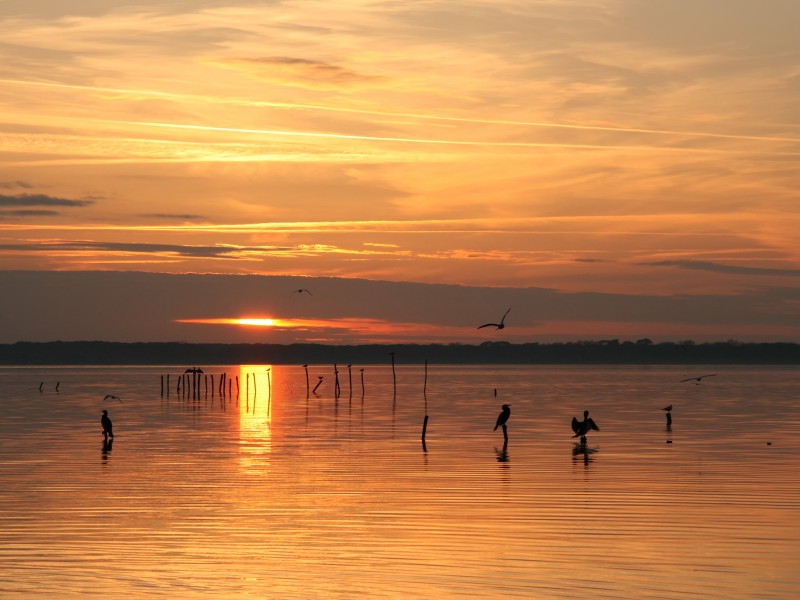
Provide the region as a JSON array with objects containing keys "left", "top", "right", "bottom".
[{"left": 1, "top": 364, "right": 798, "bottom": 598}]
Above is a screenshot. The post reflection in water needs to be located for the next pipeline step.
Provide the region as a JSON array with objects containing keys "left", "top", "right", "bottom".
[{"left": 237, "top": 364, "right": 273, "bottom": 473}]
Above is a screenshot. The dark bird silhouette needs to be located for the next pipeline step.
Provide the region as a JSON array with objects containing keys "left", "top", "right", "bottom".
[
  {"left": 661, "top": 404, "right": 673, "bottom": 428},
  {"left": 571, "top": 410, "right": 599, "bottom": 442},
  {"left": 292, "top": 288, "right": 312, "bottom": 296},
  {"left": 680, "top": 374, "right": 717, "bottom": 383},
  {"left": 101, "top": 410, "right": 114, "bottom": 439},
  {"left": 477, "top": 308, "right": 511, "bottom": 330},
  {"left": 104, "top": 394, "right": 122, "bottom": 403},
  {"left": 494, "top": 404, "right": 511, "bottom": 430},
  {"left": 184, "top": 367, "right": 204, "bottom": 374}
]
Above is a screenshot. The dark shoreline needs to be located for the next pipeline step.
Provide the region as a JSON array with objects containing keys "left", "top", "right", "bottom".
[{"left": 2, "top": 340, "right": 799, "bottom": 365}]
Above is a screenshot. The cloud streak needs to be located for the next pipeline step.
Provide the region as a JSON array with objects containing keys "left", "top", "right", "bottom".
[{"left": 0, "top": 193, "right": 94, "bottom": 207}]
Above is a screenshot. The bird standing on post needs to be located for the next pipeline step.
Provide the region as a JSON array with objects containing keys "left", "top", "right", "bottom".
[
  {"left": 662, "top": 404, "right": 672, "bottom": 427},
  {"left": 101, "top": 410, "right": 114, "bottom": 439},
  {"left": 494, "top": 404, "right": 511, "bottom": 431}
]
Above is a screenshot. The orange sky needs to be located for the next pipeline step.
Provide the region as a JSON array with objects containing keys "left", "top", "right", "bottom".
[{"left": 1, "top": 1, "right": 798, "bottom": 343}]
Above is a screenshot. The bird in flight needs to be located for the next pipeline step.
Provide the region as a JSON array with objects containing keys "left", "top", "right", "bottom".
[
  {"left": 292, "top": 288, "right": 313, "bottom": 296},
  {"left": 101, "top": 410, "right": 114, "bottom": 439},
  {"left": 104, "top": 394, "right": 122, "bottom": 403},
  {"left": 680, "top": 374, "right": 717, "bottom": 383},
  {"left": 494, "top": 404, "right": 511, "bottom": 431},
  {"left": 477, "top": 308, "right": 511, "bottom": 330},
  {"left": 572, "top": 410, "right": 599, "bottom": 442}
]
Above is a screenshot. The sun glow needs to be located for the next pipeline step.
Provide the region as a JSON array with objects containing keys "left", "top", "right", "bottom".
[{"left": 237, "top": 318, "right": 274, "bottom": 327}]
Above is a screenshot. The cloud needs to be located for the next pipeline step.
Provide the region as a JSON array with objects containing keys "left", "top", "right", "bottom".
[
  {"left": 0, "top": 210, "right": 59, "bottom": 218},
  {"left": 0, "top": 240, "right": 292, "bottom": 259},
  {"left": 648, "top": 260, "right": 800, "bottom": 278},
  {"left": 0, "top": 181, "right": 34, "bottom": 189},
  {"left": 209, "top": 56, "right": 384, "bottom": 90},
  {"left": 0, "top": 193, "right": 94, "bottom": 207},
  {"left": 139, "top": 213, "right": 207, "bottom": 221}
]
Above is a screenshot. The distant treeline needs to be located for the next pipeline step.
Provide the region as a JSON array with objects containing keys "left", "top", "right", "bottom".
[{"left": 1, "top": 340, "right": 800, "bottom": 365}]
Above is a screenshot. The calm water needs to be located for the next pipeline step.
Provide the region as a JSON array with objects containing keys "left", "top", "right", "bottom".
[{"left": 0, "top": 364, "right": 799, "bottom": 598}]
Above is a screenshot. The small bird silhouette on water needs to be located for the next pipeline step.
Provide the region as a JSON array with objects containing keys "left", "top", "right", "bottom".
[
  {"left": 571, "top": 410, "right": 599, "bottom": 442},
  {"left": 104, "top": 394, "right": 122, "bottom": 403},
  {"left": 680, "top": 374, "right": 717, "bottom": 384},
  {"left": 101, "top": 410, "right": 114, "bottom": 439},
  {"left": 478, "top": 308, "right": 511, "bottom": 330},
  {"left": 292, "top": 288, "right": 313, "bottom": 296},
  {"left": 494, "top": 404, "right": 511, "bottom": 430},
  {"left": 661, "top": 404, "right": 672, "bottom": 412}
]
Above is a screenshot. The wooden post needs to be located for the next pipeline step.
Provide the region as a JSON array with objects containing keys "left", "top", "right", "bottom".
[
  {"left": 347, "top": 364, "right": 352, "bottom": 404},
  {"left": 161, "top": 375, "right": 164, "bottom": 396},
  {"left": 502, "top": 424, "right": 508, "bottom": 444},
  {"left": 303, "top": 364, "right": 309, "bottom": 398}
]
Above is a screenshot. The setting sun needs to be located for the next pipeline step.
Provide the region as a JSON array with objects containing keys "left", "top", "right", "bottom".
[{"left": 238, "top": 318, "right": 274, "bottom": 327}]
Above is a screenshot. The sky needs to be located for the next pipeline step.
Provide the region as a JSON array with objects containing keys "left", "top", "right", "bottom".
[{"left": 0, "top": 0, "right": 798, "bottom": 344}]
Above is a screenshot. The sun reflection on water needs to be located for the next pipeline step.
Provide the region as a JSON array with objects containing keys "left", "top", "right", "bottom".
[{"left": 237, "top": 364, "right": 273, "bottom": 473}]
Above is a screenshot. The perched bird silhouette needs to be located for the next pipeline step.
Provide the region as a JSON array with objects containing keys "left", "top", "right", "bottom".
[
  {"left": 662, "top": 404, "right": 673, "bottom": 427},
  {"left": 104, "top": 394, "right": 122, "bottom": 403},
  {"left": 478, "top": 308, "right": 511, "bottom": 330},
  {"left": 292, "top": 288, "right": 313, "bottom": 296},
  {"left": 494, "top": 404, "right": 511, "bottom": 430},
  {"left": 680, "top": 374, "right": 716, "bottom": 384},
  {"left": 101, "top": 410, "right": 114, "bottom": 439},
  {"left": 571, "top": 410, "right": 599, "bottom": 441},
  {"left": 184, "top": 367, "right": 203, "bottom": 374}
]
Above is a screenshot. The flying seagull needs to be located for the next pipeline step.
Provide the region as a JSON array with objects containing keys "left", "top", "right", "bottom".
[
  {"left": 292, "top": 288, "right": 313, "bottom": 296},
  {"left": 477, "top": 308, "right": 511, "bottom": 330},
  {"left": 101, "top": 410, "right": 114, "bottom": 439},
  {"left": 680, "top": 374, "right": 717, "bottom": 383},
  {"left": 494, "top": 404, "right": 511, "bottom": 431},
  {"left": 104, "top": 394, "right": 122, "bottom": 403},
  {"left": 572, "top": 410, "right": 599, "bottom": 442}
]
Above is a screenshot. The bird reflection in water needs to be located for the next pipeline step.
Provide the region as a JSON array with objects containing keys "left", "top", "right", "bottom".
[
  {"left": 495, "top": 440, "right": 510, "bottom": 463},
  {"left": 101, "top": 437, "right": 113, "bottom": 461},
  {"left": 572, "top": 441, "right": 597, "bottom": 466}
]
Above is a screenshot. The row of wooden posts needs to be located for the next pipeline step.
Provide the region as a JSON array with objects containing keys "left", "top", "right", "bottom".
[{"left": 159, "top": 357, "right": 436, "bottom": 448}]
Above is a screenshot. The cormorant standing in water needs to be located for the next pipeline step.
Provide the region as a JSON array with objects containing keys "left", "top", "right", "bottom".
[
  {"left": 571, "top": 410, "right": 599, "bottom": 443},
  {"left": 101, "top": 410, "right": 114, "bottom": 439},
  {"left": 494, "top": 404, "right": 511, "bottom": 431}
]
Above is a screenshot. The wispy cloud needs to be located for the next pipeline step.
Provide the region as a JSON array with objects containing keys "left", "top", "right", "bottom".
[
  {"left": 0, "top": 180, "right": 35, "bottom": 189},
  {"left": 208, "top": 56, "right": 384, "bottom": 90},
  {"left": 649, "top": 260, "right": 800, "bottom": 278},
  {"left": 0, "top": 240, "right": 291, "bottom": 259},
  {"left": 139, "top": 213, "right": 208, "bottom": 221},
  {"left": 0, "top": 193, "right": 94, "bottom": 207}
]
